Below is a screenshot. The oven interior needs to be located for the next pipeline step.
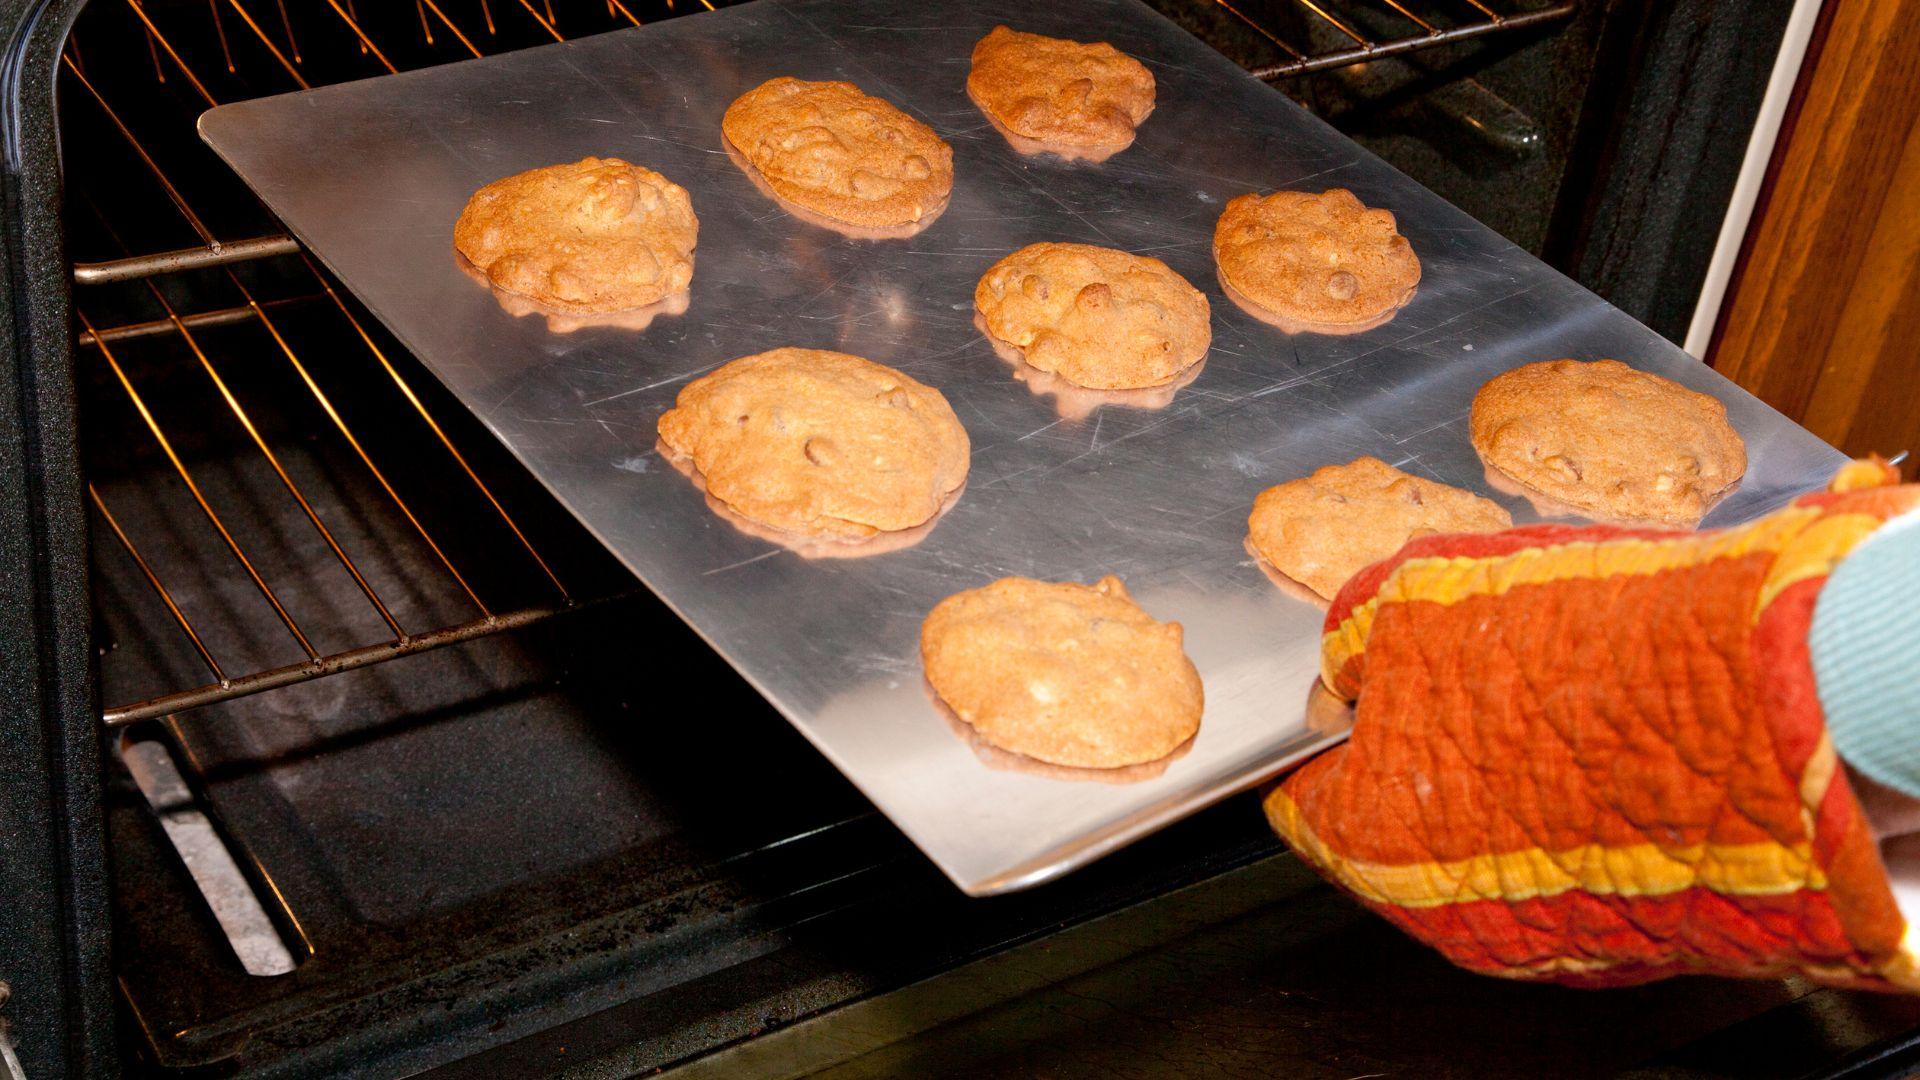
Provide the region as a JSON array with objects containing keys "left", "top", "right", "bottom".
[
  {"left": 51, "top": 1, "right": 1916, "bottom": 1077},
  {"left": 62, "top": 2, "right": 1323, "bottom": 1073}
]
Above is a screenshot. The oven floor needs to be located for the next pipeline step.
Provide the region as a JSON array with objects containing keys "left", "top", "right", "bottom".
[
  {"left": 90, "top": 294, "right": 1285, "bottom": 1077},
  {"left": 658, "top": 857, "right": 1920, "bottom": 1080},
  {"left": 156, "top": 603, "right": 863, "bottom": 930},
  {"left": 103, "top": 608, "right": 1284, "bottom": 1077},
  {"left": 106, "top": 594, "right": 905, "bottom": 1072}
]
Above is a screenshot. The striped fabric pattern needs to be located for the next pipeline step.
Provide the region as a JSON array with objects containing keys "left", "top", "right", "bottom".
[{"left": 1266, "top": 473, "right": 1920, "bottom": 990}]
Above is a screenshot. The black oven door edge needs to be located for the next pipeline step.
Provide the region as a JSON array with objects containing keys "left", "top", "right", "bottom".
[{"left": 1, "top": 1, "right": 115, "bottom": 1076}]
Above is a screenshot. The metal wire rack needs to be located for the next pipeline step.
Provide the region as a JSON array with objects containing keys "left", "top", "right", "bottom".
[
  {"left": 63, "top": 0, "right": 1580, "bottom": 288},
  {"left": 1215, "top": 0, "right": 1576, "bottom": 80},
  {"left": 68, "top": 0, "right": 719, "bottom": 285},
  {"left": 66, "top": 0, "right": 1571, "bottom": 727},
  {"left": 63, "top": 1, "right": 735, "bottom": 726}
]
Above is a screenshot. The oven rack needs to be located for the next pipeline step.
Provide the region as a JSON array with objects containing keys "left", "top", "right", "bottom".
[
  {"left": 69, "top": 0, "right": 1581, "bottom": 290},
  {"left": 76, "top": 247, "right": 588, "bottom": 727},
  {"left": 1218, "top": 0, "right": 1576, "bottom": 80},
  {"left": 66, "top": 0, "right": 1574, "bottom": 727},
  {"left": 64, "top": 6, "right": 622, "bottom": 726},
  {"left": 69, "top": 0, "right": 704, "bottom": 286}
]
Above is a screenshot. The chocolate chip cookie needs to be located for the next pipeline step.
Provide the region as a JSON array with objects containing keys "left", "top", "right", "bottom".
[
  {"left": 1247, "top": 456, "right": 1512, "bottom": 600},
  {"left": 1469, "top": 359, "right": 1746, "bottom": 527},
  {"left": 1213, "top": 188, "right": 1418, "bottom": 332},
  {"left": 975, "top": 242, "right": 1210, "bottom": 390},
  {"left": 921, "top": 575, "right": 1203, "bottom": 769},
  {"left": 967, "top": 26, "right": 1155, "bottom": 156},
  {"left": 722, "top": 77, "right": 954, "bottom": 228},
  {"left": 657, "top": 348, "right": 970, "bottom": 540},
  {"left": 454, "top": 156, "right": 697, "bottom": 315}
]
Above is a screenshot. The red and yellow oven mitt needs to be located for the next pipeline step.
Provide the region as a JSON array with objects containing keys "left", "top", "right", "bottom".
[{"left": 1265, "top": 460, "right": 1920, "bottom": 990}]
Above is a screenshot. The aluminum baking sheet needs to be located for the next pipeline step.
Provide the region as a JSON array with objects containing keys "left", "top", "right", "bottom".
[{"left": 200, "top": 0, "right": 1843, "bottom": 896}]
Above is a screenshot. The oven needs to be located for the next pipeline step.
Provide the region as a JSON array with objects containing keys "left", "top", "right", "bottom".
[{"left": 4, "top": 1, "right": 1919, "bottom": 1077}]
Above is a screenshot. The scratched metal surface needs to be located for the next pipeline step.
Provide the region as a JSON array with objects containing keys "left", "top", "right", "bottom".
[{"left": 199, "top": 0, "right": 1842, "bottom": 896}]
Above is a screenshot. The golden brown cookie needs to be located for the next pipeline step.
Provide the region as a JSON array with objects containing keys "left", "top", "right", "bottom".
[
  {"left": 973, "top": 311, "right": 1203, "bottom": 421},
  {"left": 453, "top": 157, "right": 696, "bottom": 315},
  {"left": 1469, "top": 358, "right": 1747, "bottom": 528},
  {"left": 974, "top": 242, "right": 1210, "bottom": 390},
  {"left": 931, "top": 689, "right": 1193, "bottom": 784},
  {"left": 656, "top": 348, "right": 969, "bottom": 540},
  {"left": 660, "top": 443, "right": 963, "bottom": 561},
  {"left": 1213, "top": 188, "right": 1418, "bottom": 332},
  {"left": 1246, "top": 457, "right": 1512, "bottom": 601},
  {"left": 921, "top": 576, "right": 1203, "bottom": 770},
  {"left": 966, "top": 26, "right": 1156, "bottom": 155},
  {"left": 722, "top": 77, "right": 954, "bottom": 228}
]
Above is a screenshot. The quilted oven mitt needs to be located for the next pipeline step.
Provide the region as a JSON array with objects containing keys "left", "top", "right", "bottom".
[{"left": 1265, "top": 460, "right": 1920, "bottom": 990}]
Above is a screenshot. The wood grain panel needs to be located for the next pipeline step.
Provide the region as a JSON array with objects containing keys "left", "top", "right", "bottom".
[{"left": 1710, "top": 0, "right": 1920, "bottom": 475}]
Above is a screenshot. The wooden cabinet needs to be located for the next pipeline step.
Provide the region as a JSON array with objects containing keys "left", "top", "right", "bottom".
[{"left": 1711, "top": 0, "right": 1920, "bottom": 476}]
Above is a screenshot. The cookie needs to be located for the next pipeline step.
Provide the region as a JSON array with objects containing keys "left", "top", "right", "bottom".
[
  {"left": 966, "top": 26, "right": 1156, "bottom": 154},
  {"left": 1213, "top": 189, "right": 1419, "bottom": 331},
  {"left": 932, "top": 695, "right": 1193, "bottom": 784},
  {"left": 722, "top": 77, "right": 954, "bottom": 228},
  {"left": 453, "top": 157, "right": 697, "bottom": 315},
  {"left": 661, "top": 443, "right": 961, "bottom": 561},
  {"left": 656, "top": 348, "right": 969, "bottom": 540},
  {"left": 921, "top": 576, "right": 1203, "bottom": 769},
  {"left": 1469, "top": 358, "right": 1747, "bottom": 528},
  {"left": 456, "top": 255, "right": 690, "bottom": 334},
  {"left": 975, "top": 242, "right": 1211, "bottom": 390},
  {"left": 1246, "top": 457, "right": 1512, "bottom": 601},
  {"left": 973, "top": 311, "right": 1203, "bottom": 421}
]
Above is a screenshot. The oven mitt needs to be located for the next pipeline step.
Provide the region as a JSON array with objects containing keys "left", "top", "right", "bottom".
[{"left": 1264, "top": 458, "right": 1920, "bottom": 990}]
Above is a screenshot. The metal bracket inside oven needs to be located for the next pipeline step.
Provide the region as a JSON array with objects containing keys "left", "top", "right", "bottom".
[
  {"left": 0, "top": 982, "right": 25, "bottom": 1080},
  {"left": 1224, "top": 0, "right": 1579, "bottom": 81},
  {"left": 118, "top": 735, "right": 298, "bottom": 977}
]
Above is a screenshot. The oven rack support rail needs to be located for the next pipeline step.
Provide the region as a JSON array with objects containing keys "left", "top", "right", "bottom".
[
  {"left": 1222, "top": 0, "right": 1577, "bottom": 80},
  {"left": 68, "top": 0, "right": 1576, "bottom": 727}
]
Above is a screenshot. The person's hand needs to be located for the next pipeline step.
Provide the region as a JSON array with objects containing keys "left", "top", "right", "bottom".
[{"left": 1265, "top": 459, "right": 1920, "bottom": 990}]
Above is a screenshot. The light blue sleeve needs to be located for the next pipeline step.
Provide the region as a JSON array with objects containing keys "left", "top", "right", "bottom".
[{"left": 1810, "top": 506, "right": 1920, "bottom": 802}]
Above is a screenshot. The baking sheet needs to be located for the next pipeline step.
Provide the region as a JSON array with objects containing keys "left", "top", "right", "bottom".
[{"left": 199, "top": 0, "right": 1843, "bottom": 896}]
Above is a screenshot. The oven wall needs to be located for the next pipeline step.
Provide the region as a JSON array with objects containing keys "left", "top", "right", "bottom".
[
  {"left": 0, "top": 1, "right": 116, "bottom": 1076},
  {"left": 1151, "top": 0, "right": 1799, "bottom": 346},
  {"left": 1547, "top": 0, "right": 1802, "bottom": 344}
]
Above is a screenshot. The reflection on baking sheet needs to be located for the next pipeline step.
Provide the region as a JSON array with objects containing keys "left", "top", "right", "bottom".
[
  {"left": 974, "top": 312, "right": 1203, "bottom": 421},
  {"left": 1303, "top": 682, "right": 1355, "bottom": 738},
  {"left": 723, "top": 138, "right": 947, "bottom": 241},
  {"left": 1478, "top": 461, "right": 1739, "bottom": 528},
  {"left": 1243, "top": 535, "right": 1332, "bottom": 610},
  {"left": 966, "top": 87, "right": 1131, "bottom": 165},
  {"left": 1217, "top": 270, "right": 1411, "bottom": 337},
  {"left": 657, "top": 440, "right": 962, "bottom": 559},
  {"left": 926, "top": 678, "right": 1193, "bottom": 785},
  {"left": 456, "top": 250, "right": 691, "bottom": 333}
]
